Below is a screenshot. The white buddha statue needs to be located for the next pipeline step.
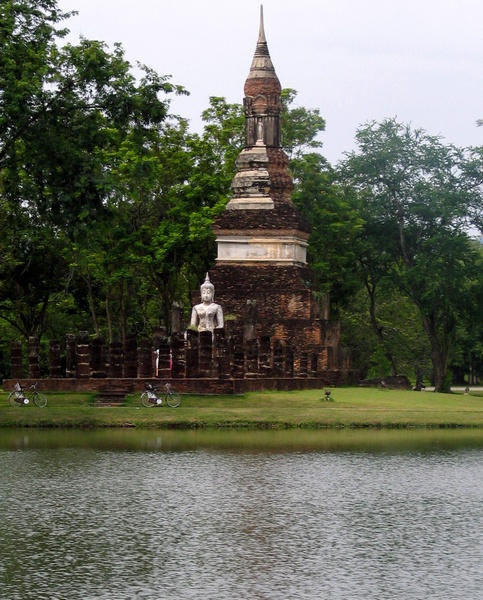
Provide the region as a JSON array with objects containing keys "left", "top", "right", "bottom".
[{"left": 190, "top": 274, "right": 224, "bottom": 333}]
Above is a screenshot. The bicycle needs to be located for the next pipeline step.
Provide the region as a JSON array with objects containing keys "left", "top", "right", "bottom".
[
  {"left": 8, "top": 382, "right": 48, "bottom": 407},
  {"left": 141, "top": 382, "right": 181, "bottom": 408}
]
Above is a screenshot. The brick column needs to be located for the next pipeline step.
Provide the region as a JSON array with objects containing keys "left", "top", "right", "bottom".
[
  {"left": 28, "top": 336, "right": 41, "bottom": 379},
  {"left": 138, "top": 341, "right": 154, "bottom": 379},
  {"left": 259, "top": 335, "right": 272, "bottom": 377},
  {"left": 272, "top": 339, "right": 284, "bottom": 377},
  {"left": 171, "top": 332, "right": 185, "bottom": 379},
  {"left": 76, "top": 331, "right": 91, "bottom": 379},
  {"left": 49, "top": 340, "right": 62, "bottom": 378},
  {"left": 171, "top": 302, "right": 184, "bottom": 333},
  {"left": 123, "top": 334, "right": 137, "bottom": 378},
  {"left": 10, "top": 341, "right": 23, "bottom": 379},
  {"left": 299, "top": 352, "right": 308, "bottom": 378},
  {"left": 157, "top": 336, "right": 172, "bottom": 380},
  {"left": 245, "top": 338, "right": 259, "bottom": 377},
  {"left": 198, "top": 330, "right": 213, "bottom": 378},
  {"left": 65, "top": 334, "right": 76, "bottom": 378},
  {"left": 186, "top": 329, "right": 199, "bottom": 378},
  {"left": 108, "top": 342, "right": 124, "bottom": 378},
  {"left": 310, "top": 352, "right": 318, "bottom": 378},
  {"left": 91, "top": 337, "right": 107, "bottom": 378},
  {"left": 231, "top": 335, "right": 245, "bottom": 379},
  {"left": 285, "top": 345, "right": 294, "bottom": 377},
  {"left": 214, "top": 328, "right": 230, "bottom": 379}
]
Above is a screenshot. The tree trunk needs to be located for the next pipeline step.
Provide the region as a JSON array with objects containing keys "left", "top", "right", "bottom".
[
  {"left": 105, "top": 289, "right": 113, "bottom": 344},
  {"left": 86, "top": 276, "right": 100, "bottom": 337},
  {"left": 421, "top": 314, "right": 451, "bottom": 393},
  {"left": 365, "top": 279, "right": 398, "bottom": 376}
]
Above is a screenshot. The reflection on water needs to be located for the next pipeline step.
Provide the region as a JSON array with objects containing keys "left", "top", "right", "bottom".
[
  {"left": 2, "top": 426, "right": 483, "bottom": 453},
  {"left": 1, "top": 429, "right": 483, "bottom": 599}
]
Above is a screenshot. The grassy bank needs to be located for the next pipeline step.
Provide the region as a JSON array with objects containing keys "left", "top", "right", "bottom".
[{"left": 1, "top": 387, "right": 483, "bottom": 429}]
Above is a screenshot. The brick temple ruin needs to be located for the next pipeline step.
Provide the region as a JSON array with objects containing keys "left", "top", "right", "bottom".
[{"left": 4, "top": 8, "right": 357, "bottom": 395}]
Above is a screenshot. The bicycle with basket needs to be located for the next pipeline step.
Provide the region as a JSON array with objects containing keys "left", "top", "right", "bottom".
[
  {"left": 141, "top": 382, "right": 181, "bottom": 408},
  {"left": 8, "top": 382, "right": 48, "bottom": 407}
]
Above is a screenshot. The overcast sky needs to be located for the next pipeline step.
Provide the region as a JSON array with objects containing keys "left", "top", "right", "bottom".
[{"left": 58, "top": 0, "right": 482, "bottom": 164}]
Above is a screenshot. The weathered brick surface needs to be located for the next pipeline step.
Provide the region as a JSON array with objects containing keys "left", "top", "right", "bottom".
[
  {"left": 209, "top": 264, "right": 317, "bottom": 322},
  {"left": 244, "top": 78, "right": 281, "bottom": 98},
  {"left": 3, "top": 371, "right": 359, "bottom": 394}
]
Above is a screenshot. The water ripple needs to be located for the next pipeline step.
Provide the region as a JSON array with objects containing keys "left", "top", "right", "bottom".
[{"left": 1, "top": 444, "right": 483, "bottom": 598}]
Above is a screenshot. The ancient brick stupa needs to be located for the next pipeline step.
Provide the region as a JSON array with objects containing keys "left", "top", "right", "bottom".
[{"left": 208, "top": 6, "right": 345, "bottom": 374}]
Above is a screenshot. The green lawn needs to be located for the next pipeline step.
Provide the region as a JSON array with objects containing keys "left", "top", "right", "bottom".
[{"left": 1, "top": 386, "right": 483, "bottom": 429}]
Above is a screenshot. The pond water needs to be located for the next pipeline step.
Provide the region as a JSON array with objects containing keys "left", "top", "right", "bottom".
[{"left": 1, "top": 428, "right": 483, "bottom": 599}]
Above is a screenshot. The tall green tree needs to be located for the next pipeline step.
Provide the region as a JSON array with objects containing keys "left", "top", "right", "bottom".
[
  {"left": 0, "top": 0, "right": 185, "bottom": 339},
  {"left": 340, "top": 118, "right": 483, "bottom": 392}
]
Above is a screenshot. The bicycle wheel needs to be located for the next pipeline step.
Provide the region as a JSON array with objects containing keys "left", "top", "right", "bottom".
[
  {"left": 141, "top": 392, "right": 155, "bottom": 408},
  {"left": 166, "top": 391, "right": 181, "bottom": 408},
  {"left": 8, "top": 392, "right": 23, "bottom": 407},
  {"left": 33, "top": 393, "right": 47, "bottom": 407}
]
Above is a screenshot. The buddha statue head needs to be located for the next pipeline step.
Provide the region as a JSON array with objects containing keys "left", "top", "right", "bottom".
[{"left": 200, "top": 273, "right": 215, "bottom": 303}]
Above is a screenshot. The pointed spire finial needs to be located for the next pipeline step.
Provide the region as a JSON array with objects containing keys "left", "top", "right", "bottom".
[
  {"left": 258, "top": 5, "right": 266, "bottom": 44},
  {"left": 247, "top": 5, "right": 279, "bottom": 83},
  {"left": 254, "top": 4, "right": 270, "bottom": 59}
]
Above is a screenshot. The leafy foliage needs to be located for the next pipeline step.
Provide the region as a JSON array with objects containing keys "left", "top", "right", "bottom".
[
  {"left": 2, "top": 3, "right": 483, "bottom": 389},
  {"left": 340, "top": 119, "right": 483, "bottom": 391}
]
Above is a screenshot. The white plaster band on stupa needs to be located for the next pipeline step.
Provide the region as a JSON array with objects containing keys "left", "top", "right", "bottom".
[
  {"left": 225, "top": 196, "right": 275, "bottom": 210},
  {"left": 216, "top": 235, "right": 308, "bottom": 264}
]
